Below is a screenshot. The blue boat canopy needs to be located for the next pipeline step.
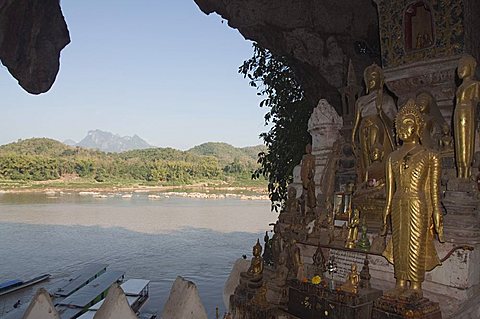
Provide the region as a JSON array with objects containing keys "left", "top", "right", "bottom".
[{"left": 0, "top": 279, "right": 22, "bottom": 290}]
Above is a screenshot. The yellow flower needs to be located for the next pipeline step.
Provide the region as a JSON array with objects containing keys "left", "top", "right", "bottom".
[{"left": 311, "top": 275, "right": 322, "bottom": 285}]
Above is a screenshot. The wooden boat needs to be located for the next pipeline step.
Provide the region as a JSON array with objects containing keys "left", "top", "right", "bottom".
[{"left": 0, "top": 274, "right": 51, "bottom": 296}]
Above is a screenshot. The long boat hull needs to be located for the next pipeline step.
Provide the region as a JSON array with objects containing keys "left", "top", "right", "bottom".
[{"left": 0, "top": 274, "right": 51, "bottom": 296}]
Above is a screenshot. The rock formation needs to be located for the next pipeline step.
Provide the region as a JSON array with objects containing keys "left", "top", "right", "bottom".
[
  {"left": 193, "top": 0, "right": 380, "bottom": 110},
  {"left": 0, "top": 0, "right": 70, "bottom": 94}
]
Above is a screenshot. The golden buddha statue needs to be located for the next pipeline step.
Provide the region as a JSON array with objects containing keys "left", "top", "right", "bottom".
[
  {"left": 340, "top": 263, "right": 360, "bottom": 294},
  {"left": 241, "top": 239, "right": 264, "bottom": 282},
  {"left": 415, "top": 91, "right": 446, "bottom": 150},
  {"left": 380, "top": 100, "right": 444, "bottom": 297},
  {"left": 365, "top": 143, "right": 385, "bottom": 188},
  {"left": 345, "top": 209, "right": 360, "bottom": 249},
  {"left": 352, "top": 63, "right": 397, "bottom": 182},
  {"left": 300, "top": 144, "right": 316, "bottom": 213},
  {"left": 454, "top": 54, "right": 480, "bottom": 178}
]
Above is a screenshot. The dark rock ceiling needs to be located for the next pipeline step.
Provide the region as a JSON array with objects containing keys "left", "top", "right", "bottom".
[
  {"left": 194, "top": 0, "right": 380, "bottom": 110},
  {"left": 0, "top": 0, "right": 70, "bottom": 94}
]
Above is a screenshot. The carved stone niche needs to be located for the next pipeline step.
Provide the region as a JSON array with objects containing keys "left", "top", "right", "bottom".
[{"left": 383, "top": 55, "right": 459, "bottom": 123}]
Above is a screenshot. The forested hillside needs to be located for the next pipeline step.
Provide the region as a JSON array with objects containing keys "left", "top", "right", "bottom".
[{"left": 0, "top": 138, "right": 264, "bottom": 186}]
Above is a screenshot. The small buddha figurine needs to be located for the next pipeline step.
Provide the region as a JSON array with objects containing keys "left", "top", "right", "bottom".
[
  {"left": 312, "top": 245, "right": 326, "bottom": 275},
  {"left": 365, "top": 143, "right": 385, "bottom": 188},
  {"left": 287, "top": 239, "right": 304, "bottom": 280},
  {"left": 454, "top": 54, "right": 480, "bottom": 178},
  {"left": 271, "top": 223, "right": 284, "bottom": 266},
  {"left": 340, "top": 263, "right": 360, "bottom": 294},
  {"left": 241, "top": 239, "right": 264, "bottom": 282},
  {"left": 439, "top": 123, "right": 453, "bottom": 152},
  {"left": 345, "top": 209, "right": 360, "bottom": 249},
  {"left": 327, "top": 214, "right": 335, "bottom": 244},
  {"left": 284, "top": 187, "right": 299, "bottom": 213},
  {"left": 359, "top": 258, "right": 371, "bottom": 289},
  {"left": 262, "top": 231, "right": 274, "bottom": 266},
  {"left": 356, "top": 217, "right": 371, "bottom": 252},
  {"left": 300, "top": 144, "right": 316, "bottom": 213}
]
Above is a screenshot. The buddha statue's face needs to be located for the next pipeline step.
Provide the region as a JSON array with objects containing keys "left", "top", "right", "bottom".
[
  {"left": 397, "top": 115, "right": 417, "bottom": 142},
  {"left": 253, "top": 245, "right": 261, "bottom": 256},
  {"left": 415, "top": 93, "right": 431, "bottom": 114},
  {"left": 366, "top": 70, "right": 381, "bottom": 91},
  {"left": 371, "top": 147, "right": 382, "bottom": 161},
  {"left": 458, "top": 61, "right": 473, "bottom": 79}
]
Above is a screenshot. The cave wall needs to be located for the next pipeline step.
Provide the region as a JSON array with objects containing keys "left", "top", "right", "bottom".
[
  {"left": 0, "top": 0, "right": 70, "bottom": 94},
  {"left": 194, "top": 0, "right": 380, "bottom": 112}
]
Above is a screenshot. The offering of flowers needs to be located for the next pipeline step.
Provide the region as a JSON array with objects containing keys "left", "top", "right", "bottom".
[{"left": 311, "top": 275, "right": 322, "bottom": 285}]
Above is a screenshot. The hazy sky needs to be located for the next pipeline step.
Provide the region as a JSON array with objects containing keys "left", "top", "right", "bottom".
[{"left": 0, "top": 1, "right": 267, "bottom": 150}]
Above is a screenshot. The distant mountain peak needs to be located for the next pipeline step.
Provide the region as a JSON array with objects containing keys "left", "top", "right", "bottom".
[{"left": 76, "top": 129, "right": 152, "bottom": 153}]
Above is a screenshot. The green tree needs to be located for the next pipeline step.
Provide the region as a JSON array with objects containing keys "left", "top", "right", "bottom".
[{"left": 239, "top": 43, "right": 313, "bottom": 210}]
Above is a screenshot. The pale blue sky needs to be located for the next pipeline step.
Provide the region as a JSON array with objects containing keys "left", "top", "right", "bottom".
[{"left": 0, "top": 1, "right": 266, "bottom": 150}]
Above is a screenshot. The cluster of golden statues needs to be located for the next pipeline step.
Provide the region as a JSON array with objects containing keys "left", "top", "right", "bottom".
[{"left": 259, "top": 55, "right": 478, "bottom": 314}]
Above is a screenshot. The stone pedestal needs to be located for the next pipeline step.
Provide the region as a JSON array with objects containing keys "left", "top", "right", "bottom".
[
  {"left": 307, "top": 99, "right": 343, "bottom": 199},
  {"left": 373, "top": 295, "right": 442, "bottom": 319}
]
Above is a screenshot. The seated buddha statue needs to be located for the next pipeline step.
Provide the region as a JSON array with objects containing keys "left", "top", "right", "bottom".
[
  {"left": 241, "top": 239, "right": 264, "bottom": 283},
  {"left": 340, "top": 263, "right": 360, "bottom": 294},
  {"left": 365, "top": 143, "right": 385, "bottom": 188}
]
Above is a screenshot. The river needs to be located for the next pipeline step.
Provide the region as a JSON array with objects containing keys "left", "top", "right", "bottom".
[{"left": 0, "top": 192, "right": 276, "bottom": 318}]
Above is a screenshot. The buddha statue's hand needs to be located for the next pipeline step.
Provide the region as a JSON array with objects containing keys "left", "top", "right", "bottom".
[
  {"left": 380, "top": 222, "right": 388, "bottom": 236},
  {"left": 436, "top": 226, "right": 445, "bottom": 243}
]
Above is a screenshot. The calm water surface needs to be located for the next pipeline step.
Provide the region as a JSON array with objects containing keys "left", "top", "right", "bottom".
[{"left": 0, "top": 192, "right": 275, "bottom": 317}]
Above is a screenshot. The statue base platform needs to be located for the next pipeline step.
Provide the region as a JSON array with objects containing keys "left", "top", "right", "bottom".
[
  {"left": 372, "top": 295, "right": 442, "bottom": 319},
  {"left": 287, "top": 279, "right": 382, "bottom": 319}
]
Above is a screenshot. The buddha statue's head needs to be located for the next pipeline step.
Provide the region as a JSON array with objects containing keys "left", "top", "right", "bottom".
[
  {"left": 371, "top": 143, "right": 384, "bottom": 162},
  {"left": 364, "top": 63, "right": 384, "bottom": 93},
  {"left": 415, "top": 91, "right": 435, "bottom": 114},
  {"left": 253, "top": 239, "right": 263, "bottom": 257},
  {"left": 395, "top": 100, "right": 425, "bottom": 143},
  {"left": 351, "top": 263, "right": 357, "bottom": 272},
  {"left": 458, "top": 54, "right": 477, "bottom": 79}
]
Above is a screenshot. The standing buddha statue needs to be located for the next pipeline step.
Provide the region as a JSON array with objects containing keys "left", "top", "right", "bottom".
[
  {"left": 300, "top": 144, "right": 316, "bottom": 213},
  {"left": 352, "top": 63, "right": 397, "bottom": 182},
  {"left": 381, "top": 100, "right": 444, "bottom": 298},
  {"left": 454, "top": 54, "right": 480, "bottom": 179}
]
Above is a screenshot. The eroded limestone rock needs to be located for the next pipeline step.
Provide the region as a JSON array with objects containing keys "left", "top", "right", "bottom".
[
  {"left": 161, "top": 276, "right": 208, "bottom": 319},
  {"left": 22, "top": 288, "right": 60, "bottom": 319},
  {"left": 223, "top": 258, "right": 250, "bottom": 311},
  {"left": 93, "top": 283, "right": 138, "bottom": 319}
]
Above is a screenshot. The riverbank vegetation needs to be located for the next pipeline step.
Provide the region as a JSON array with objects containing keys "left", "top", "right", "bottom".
[{"left": 0, "top": 138, "right": 266, "bottom": 190}]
